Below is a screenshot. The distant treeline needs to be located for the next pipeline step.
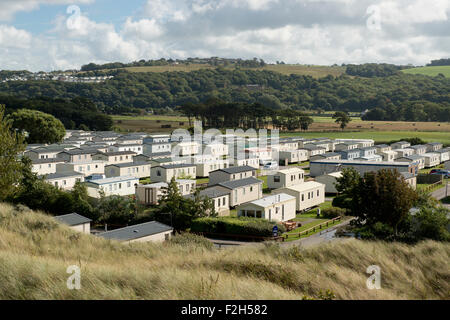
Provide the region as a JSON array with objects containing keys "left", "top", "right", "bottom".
[
  {"left": 427, "top": 58, "right": 450, "bottom": 67},
  {"left": 0, "top": 66, "right": 449, "bottom": 122},
  {"left": 362, "top": 101, "right": 450, "bottom": 122},
  {"left": 0, "top": 95, "right": 113, "bottom": 131},
  {"left": 80, "top": 57, "right": 267, "bottom": 72},
  {"left": 345, "top": 63, "right": 408, "bottom": 77}
]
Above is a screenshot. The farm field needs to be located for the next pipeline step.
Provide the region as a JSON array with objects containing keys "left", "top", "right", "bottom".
[
  {"left": 121, "top": 64, "right": 346, "bottom": 77},
  {"left": 402, "top": 66, "right": 450, "bottom": 77}
]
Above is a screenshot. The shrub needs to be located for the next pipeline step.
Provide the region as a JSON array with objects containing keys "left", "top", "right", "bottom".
[
  {"left": 320, "top": 207, "right": 346, "bottom": 219},
  {"left": 169, "top": 233, "right": 214, "bottom": 250},
  {"left": 191, "top": 217, "right": 286, "bottom": 237}
]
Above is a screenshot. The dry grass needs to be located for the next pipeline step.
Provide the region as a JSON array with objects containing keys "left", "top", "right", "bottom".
[{"left": 0, "top": 203, "right": 449, "bottom": 300}]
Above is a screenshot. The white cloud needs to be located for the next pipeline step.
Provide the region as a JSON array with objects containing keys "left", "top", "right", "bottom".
[{"left": 0, "top": 0, "right": 449, "bottom": 71}]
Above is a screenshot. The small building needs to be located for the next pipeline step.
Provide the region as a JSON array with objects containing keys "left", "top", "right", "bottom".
[
  {"left": 85, "top": 176, "right": 139, "bottom": 198},
  {"left": 203, "top": 142, "right": 229, "bottom": 157},
  {"left": 392, "top": 148, "right": 415, "bottom": 159},
  {"left": 136, "top": 180, "right": 195, "bottom": 205},
  {"left": 92, "top": 151, "right": 137, "bottom": 165},
  {"left": 149, "top": 157, "right": 188, "bottom": 167},
  {"left": 375, "top": 144, "right": 391, "bottom": 153},
  {"left": 143, "top": 142, "right": 172, "bottom": 154},
  {"left": 31, "top": 158, "right": 65, "bottom": 175},
  {"left": 401, "top": 172, "right": 417, "bottom": 190},
  {"left": 334, "top": 141, "right": 359, "bottom": 151},
  {"left": 231, "top": 157, "right": 260, "bottom": 169},
  {"left": 208, "top": 177, "right": 263, "bottom": 207},
  {"left": 41, "top": 172, "right": 84, "bottom": 190},
  {"left": 426, "top": 142, "right": 443, "bottom": 153},
  {"left": 422, "top": 153, "right": 440, "bottom": 168},
  {"left": 151, "top": 164, "right": 197, "bottom": 182},
  {"left": 310, "top": 152, "right": 341, "bottom": 162},
  {"left": 143, "top": 134, "right": 171, "bottom": 144},
  {"left": 410, "top": 145, "right": 427, "bottom": 155},
  {"left": 55, "top": 213, "right": 91, "bottom": 234},
  {"left": 105, "top": 162, "right": 151, "bottom": 179},
  {"left": 306, "top": 142, "right": 330, "bottom": 152},
  {"left": 315, "top": 171, "right": 342, "bottom": 194},
  {"left": 337, "top": 149, "right": 361, "bottom": 161},
  {"left": 57, "top": 149, "right": 98, "bottom": 163},
  {"left": 267, "top": 168, "right": 305, "bottom": 189},
  {"left": 196, "top": 159, "right": 230, "bottom": 177},
  {"left": 279, "top": 149, "right": 308, "bottom": 164},
  {"left": 237, "top": 193, "right": 296, "bottom": 222},
  {"left": 172, "top": 141, "right": 200, "bottom": 156},
  {"left": 208, "top": 166, "right": 256, "bottom": 186},
  {"left": 379, "top": 150, "right": 397, "bottom": 162},
  {"left": 25, "top": 146, "right": 66, "bottom": 160},
  {"left": 108, "top": 143, "right": 143, "bottom": 155},
  {"left": 300, "top": 145, "right": 326, "bottom": 157},
  {"left": 396, "top": 155, "right": 426, "bottom": 170},
  {"left": 98, "top": 221, "right": 173, "bottom": 243},
  {"left": 272, "top": 181, "right": 325, "bottom": 212},
  {"left": 185, "top": 188, "right": 230, "bottom": 216},
  {"left": 56, "top": 160, "right": 106, "bottom": 176},
  {"left": 435, "top": 149, "right": 450, "bottom": 164},
  {"left": 391, "top": 141, "right": 411, "bottom": 149}
]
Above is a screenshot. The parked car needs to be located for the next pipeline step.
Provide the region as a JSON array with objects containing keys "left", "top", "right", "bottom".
[
  {"left": 263, "top": 161, "right": 278, "bottom": 170},
  {"left": 429, "top": 169, "right": 450, "bottom": 178}
]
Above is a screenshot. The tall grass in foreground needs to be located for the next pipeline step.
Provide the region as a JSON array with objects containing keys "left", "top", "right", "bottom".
[{"left": 0, "top": 203, "right": 448, "bottom": 300}]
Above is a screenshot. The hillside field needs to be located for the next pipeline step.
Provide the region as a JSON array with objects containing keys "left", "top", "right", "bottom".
[
  {"left": 402, "top": 66, "right": 450, "bottom": 77},
  {"left": 121, "top": 64, "right": 346, "bottom": 78},
  {"left": 0, "top": 203, "right": 449, "bottom": 300}
]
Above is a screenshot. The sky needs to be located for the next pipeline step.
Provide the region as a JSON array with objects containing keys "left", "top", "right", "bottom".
[{"left": 0, "top": 0, "right": 449, "bottom": 71}]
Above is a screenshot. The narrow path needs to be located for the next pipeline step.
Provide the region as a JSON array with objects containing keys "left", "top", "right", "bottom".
[{"left": 431, "top": 183, "right": 449, "bottom": 200}]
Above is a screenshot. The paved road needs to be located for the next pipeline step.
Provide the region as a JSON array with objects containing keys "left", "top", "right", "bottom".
[{"left": 431, "top": 183, "right": 449, "bottom": 200}]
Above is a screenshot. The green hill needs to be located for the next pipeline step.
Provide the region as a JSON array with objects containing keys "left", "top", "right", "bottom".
[
  {"left": 0, "top": 202, "right": 449, "bottom": 300},
  {"left": 402, "top": 66, "right": 450, "bottom": 77}
]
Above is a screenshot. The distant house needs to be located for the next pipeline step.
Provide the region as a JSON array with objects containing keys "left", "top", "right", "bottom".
[
  {"left": 435, "top": 149, "right": 450, "bottom": 164},
  {"left": 172, "top": 141, "right": 200, "bottom": 156},
  {"left": 108, "top": 143, "right": 143, "bottom": 155},
  {"left": 410, "top": 145, "right": 427, "bottom": 155},
  {"left": 392, "top": 148, "right": 415, "bottom": 159},
  {"left": 195, "top": 159, "right": 230, "bottom": 177},
  {"left": 57, "top": 149, "right": 98, "bottom": 163},
  {"left": 396, "top": 155, "right": 426, "bottom": 170},
  {"left": 400, "top": 172, "right": 417, "bottom": 190},
  {"left": 315, "top": 171, "right": 342, "bottom": 194},
  {"left": 136, "top": 180, "right": 195, "bottom": 205},
  {"left": 185, "top": 188, "right": 230, "bottom": 216},
  {"left": 31, "top": 158, "right": 65, "bottom": 175},
  {"left": 105, "top": 162, "right": 151, "bottom": 179},
  {"left": 334, "top": 141, "right": 359, "bottom": 151},
  {"left": 231, "top": 156, "right": 260, "bottom": 169},
  {"left": 267, "top": 168, "right": 305, "bottom": 189},
  {"left": 422, "top": 153, "right": 440, "bottom": 168},
  {"left": 202, "top": 141, "right": 229, "bottom": 157},
  {"left": 41, "top": 172, "right": 84, "bottom": 190},
  {"left": 207, "top": 177, "right": 263, "bottom": 207},
  {"left": 375, "top": 144, "right": 391, "bottom": 153},
  {"left": 143, "top": 142, "right": 172, "bottom": 154},
  {"left": 279, "top": 149, "right": 308, "bottom": 164},
  {"left": 85, "top": 176, "right": 139, "bottom": 198},
  {"left": 310, "top": 152, "right": 341, "bottom": 162},
  {"left": 426, "top": 142, "right": 443, "bottom": 153},
  {"left": 55, "top": 213, "right": 91, "bottom": 234},
  {"left": 300, "top": 145, "right": 326, "bottom": 157},
  {"left": 92, "top": 151, "right": 137, "bottom": 165},
  {"left": 25, "top": 147, "right": 64, "bottom": 160},
  {"left": 56, "top": 160, "right": 106, "bottom": 176},
  {"left": 390, "top": 141, "right": 411, "bottom": 150},
  {"left": 98, "top": 221, "right": 173, "bottom": 243},
  {"left": 237, "top": 193, "right": 296, "bottom": 222},
  {"left": 379, "top": 150, "right": 397, "bottom": 162},
  {"left": 272, "top": 181, "right": 325, "bottom": 212},
  {"left": 337, "top": 149, "right": 361, "bottom": 161},
  {"left": 208, "top": 166, "right": 256, "bottom": 186},
  {"left": 151, "top": 164, "right": 197, "bottom": 182}
]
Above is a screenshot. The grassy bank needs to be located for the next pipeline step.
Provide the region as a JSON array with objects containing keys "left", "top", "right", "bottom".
[{"left": 0, "top": 203, "right": 449, "bottom": 300}]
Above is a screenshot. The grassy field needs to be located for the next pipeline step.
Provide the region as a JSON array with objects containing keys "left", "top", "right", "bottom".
[
  {"left": 122, "top": 64, "right": 346, "bottom": 78},
  {"left": 281, "top": 131, "right": 450, "bottom": 145},
  {"left": 0, "top": 202, "right": 449, "bottom": 300},
  {"left": 402, "top": 66, "right": 450, "bottom": 77}
]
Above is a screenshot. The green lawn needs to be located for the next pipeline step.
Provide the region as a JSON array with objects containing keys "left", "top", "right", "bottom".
[
  {"left": 311, "top": 116, "right": 362, "bottom": 123},
  {"left": 402, "top": 66, "right": 450, "bottom": 78},
  {"left": 258, "top": 175, "right": 271, "bottom": 194},
  {"left": 112, "top": 115, "right": 189, "bottom": 122},
  {"left": 280, "top": 131, "right": 450, "bottom": 145},
  {"left": 196, "top": 178, "right": 209, "bottom": 185},
  {"left": 284, "top": 219, "right": 342, "bottom": 242}
]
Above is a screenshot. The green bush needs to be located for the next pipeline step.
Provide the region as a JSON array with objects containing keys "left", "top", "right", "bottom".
[
  {"left": 191, "top": 217, "right": 286, "bottom": 237},
  {"left": 320, "top": 207, "right": 346, "bottom": 219},
  {"left": 169, "top": 233, "right": 214, "bottom": 250}
]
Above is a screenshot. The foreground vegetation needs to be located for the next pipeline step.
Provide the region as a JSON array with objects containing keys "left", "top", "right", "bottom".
[{"left": 0, "top": 202, "right": 448, "bottom": 300}]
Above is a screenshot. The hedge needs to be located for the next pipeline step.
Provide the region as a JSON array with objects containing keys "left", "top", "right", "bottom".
[
  {"left": 320, "top": 207, "right": 347, "bottom": 219},
  {"left": 190, "top": 217, "right": 286, "bottom": 237}
]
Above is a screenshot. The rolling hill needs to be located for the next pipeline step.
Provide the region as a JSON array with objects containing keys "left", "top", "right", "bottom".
[{"left": 402, "top": 66, "right": 450, "bottom": 77}]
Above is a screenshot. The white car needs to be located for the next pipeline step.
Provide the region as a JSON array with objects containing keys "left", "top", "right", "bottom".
[{"left": 263, "top": 161, "right": 278, "bottom": 170}]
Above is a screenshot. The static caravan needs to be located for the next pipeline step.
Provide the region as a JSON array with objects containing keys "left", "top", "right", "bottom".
[
  {"left": 273, "top": 181, "right": 325, "bottom": 212},
  {"left": 31, "top": 158, "right": 65, "bottom": 175},
  {"left": 422, "top": 153, "right": 440, "bottom": 168},
  {"left": 391, "top": 141, "right": 411, "bottom": 149},
  {"left": 231, "top": 157, "right": 260, "bottom": 169},
  {"left": 410, "top": 145, "right": 427, "bottom": 155},
  {"left": 208, "top": 166, "right": 256, "bottom": 186},
  {"left": 151, "top": 164, "right": 197, "bottom": 182},
  {"left": 310, "top": 152, "right": 341, "bottom": 162},
  {"left": 105, "top": 162, "right": 151, "bottom": 179},
  {"left": 426, "top": 143, "right": 443, "bottom": 153},
  {"left": 85, "top": 176, "right": 139, "bottom": 198},
  {"left": 42, "top": 172, "right": 84, "bottom": 191},
  {"left": 310, "top": 160, "right": 418, "bottom": 177},
  {"left": 267, "top": 168, "right": 305, "bottom": 189},
  {"left": 98, "top": 221, "right": 173, "bottom": 243},
  {"left": 211, "top": 177, "right": 263, "bottom": 207},
  {"left": 237, "top": 193, "right": 296, "bottom": 222},
  {"left": 92, "top": 151, "right": 136, "bottom": 165},
  {"left": 396, "top": 155, "right": 426, "bottom": 170},
  {"left": 56, "top": 160, "right": 106, "bottom": 176},
  {"left": 279, "top": 149, "right": 308, "bottom": 164},
  {"left": 55, "top": 213, "right": 91, "bottom": 234},
  {"left": 136, "top": 180, "right": 195, "bottom": 205},
  {"left": 196, "top": 159, "right": 230, "bottom": 177},
  {"left": 435, "top": 149, "right": 450, "bottom": 164},
  {"left": 315, "top": 171, "right": 342, "bottom": 194},
  {"left": 392, "top": 148, "right": 415, "bottom": 159},
  {"left": 185, "top": 188, "right": 230, "bottom": 217}
]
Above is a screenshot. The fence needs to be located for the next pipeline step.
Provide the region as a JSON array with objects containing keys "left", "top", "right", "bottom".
[{"left": 283, "top": 216, "right": 342, "bottom": 240}]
